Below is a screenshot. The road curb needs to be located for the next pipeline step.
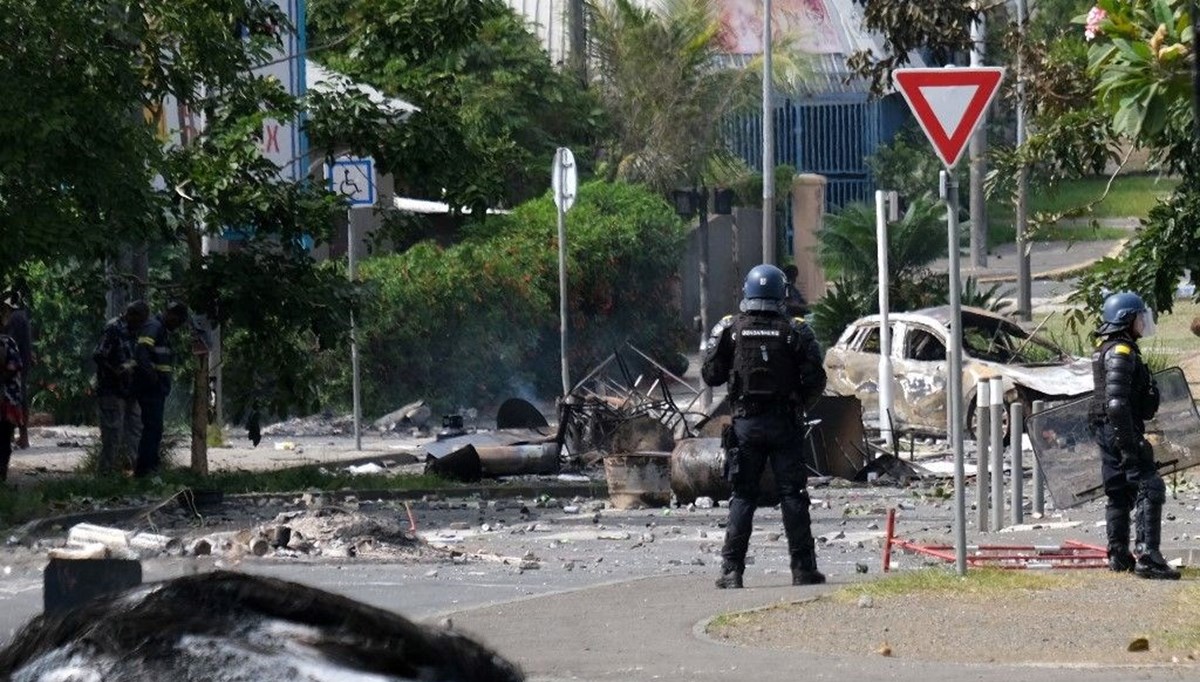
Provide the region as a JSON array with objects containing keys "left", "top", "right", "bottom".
[
  {"left": 5, "top": 481, "right": 608, "bottom": 541},
  {"left": 974, "top": 239, "right": 1129, "bottom": 285}
]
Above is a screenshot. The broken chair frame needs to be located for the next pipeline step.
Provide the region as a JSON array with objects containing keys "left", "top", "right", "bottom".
[{"left": 562, "top": 343, "right": 707, "bottom": 455}]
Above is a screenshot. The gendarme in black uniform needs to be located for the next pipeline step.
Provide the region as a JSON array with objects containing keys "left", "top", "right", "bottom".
[
  {"left": 1089, "top": 291, "right": 1178, "bottom": 580},
  {"left": 701, "top": 264, "right": 827, "bottom": 589}
]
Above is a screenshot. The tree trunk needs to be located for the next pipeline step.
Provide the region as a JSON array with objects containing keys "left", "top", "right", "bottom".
[{"left": 186, "top": 222, "right": 209, "bottom": 475}]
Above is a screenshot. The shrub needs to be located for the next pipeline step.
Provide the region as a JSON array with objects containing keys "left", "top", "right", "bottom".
[
  {"left": 15, "top": 261, "right": 107, "bottom": 424},
  {"left": 355, "top": 181, "right": 689, "bottom": 414}
]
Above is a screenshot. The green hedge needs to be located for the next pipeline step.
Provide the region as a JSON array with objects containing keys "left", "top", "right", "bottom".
[{"left": 356, "top": 180, "right": 689, "bottom": 414}]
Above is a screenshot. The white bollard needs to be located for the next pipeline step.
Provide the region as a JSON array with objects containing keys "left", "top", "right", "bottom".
[
  {"left": 976, "top": 380, "right": 991, "bottom": 532},
  {"left": 1010, "top": 402, "right": 1024, "bottom": 525},
  {"left": 1032, "top": 399, "right": 1046, "bottom": 516},
  {"left": 990, "top": 377, "right": 1005, "bottom": 531}
]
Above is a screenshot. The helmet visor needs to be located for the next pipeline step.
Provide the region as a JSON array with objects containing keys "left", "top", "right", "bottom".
[{"left": 1134, "top": 308, "right": 1157, "bottom": 338}]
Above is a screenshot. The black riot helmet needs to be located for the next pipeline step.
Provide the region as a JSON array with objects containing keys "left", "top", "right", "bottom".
[{"left": 741, "top": 264, "right": 787, "bottom": 313}]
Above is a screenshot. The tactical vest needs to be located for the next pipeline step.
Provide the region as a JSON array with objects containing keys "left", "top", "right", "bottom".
[{"left": 730, "top": 314, "right": 796, "bottom": 407}]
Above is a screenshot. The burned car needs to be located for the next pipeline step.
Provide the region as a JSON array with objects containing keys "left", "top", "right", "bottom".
[{"left": 824, "top": 306, "right": 1092, "bottom": 437}]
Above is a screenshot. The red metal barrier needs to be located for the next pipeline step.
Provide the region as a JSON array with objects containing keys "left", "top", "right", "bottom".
[{"left": 882, "top": 508, "right": 1108, "bottom": 572}]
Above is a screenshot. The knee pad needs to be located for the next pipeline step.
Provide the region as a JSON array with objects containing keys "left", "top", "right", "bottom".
[{"left": 1139, "top": 475, "right": 1166, "bottom": 505}]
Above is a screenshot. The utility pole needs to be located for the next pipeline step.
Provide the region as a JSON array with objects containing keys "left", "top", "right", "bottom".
[
  {"left": 761, "top": 0, "right": 775, "bottom": 265},
  {"left": 968, "top": 14, "right": 988, "bottom": 269},
  {"left": 567, "top": 0, "right": 587, "bottom": 83},
  {"left": 1015, "top": 0, "right": 1032, "bottom": 320}
]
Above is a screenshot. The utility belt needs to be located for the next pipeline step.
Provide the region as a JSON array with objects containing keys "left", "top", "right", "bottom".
[{"left": 732, "top": 399, "right": 795, "bottom": 419}]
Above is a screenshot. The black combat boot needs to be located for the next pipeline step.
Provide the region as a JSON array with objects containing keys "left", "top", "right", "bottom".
[
  {"left": 715, "top": 561, "right": 744, "bottom": 589},
  {"left": 1134, "top": 499, "right": 1181, "bottom": 580},
  {"left": 783, "top": 491, "right": 825, "bottom": 585},
  {"left": 1108, "top": 548, "right": 1136, "bottom": 573},
  {"left": 1105, "top": 504, "right": 1134, "bottom": 572},
  {"left": 790, "top": 552, "right": 825, "bottom": 586}
]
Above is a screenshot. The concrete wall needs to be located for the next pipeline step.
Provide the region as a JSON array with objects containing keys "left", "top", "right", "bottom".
[
  {"left": 679, "top": 207, "right": 764, "bottom": 335},
  {"left": 679, "top": 176, "right": 827, "bottom": 332},
  {"left": 790, "top": 174, "right": 827, "bottom": 302}
]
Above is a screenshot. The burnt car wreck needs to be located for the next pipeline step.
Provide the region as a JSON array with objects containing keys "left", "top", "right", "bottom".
[{"left": 824, "top": 306, "right": 1093, "bottom": 437}]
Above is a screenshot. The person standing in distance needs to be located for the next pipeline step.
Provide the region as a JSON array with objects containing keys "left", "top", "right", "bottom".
[
  {"left": 1090, "top": 291, "right": 1179, "bottom": 580},
  {"left": 0, "top": 294, "right": 25, "bottom": 482},
  {"left": 132, "top": 301, "right": 189, "bottom": 478},
  {"left": 702, "top": 264, "right": 827, "bottom": 589},
  {"left": 94, "top": 301, "right": 149, "bottom": 476}
]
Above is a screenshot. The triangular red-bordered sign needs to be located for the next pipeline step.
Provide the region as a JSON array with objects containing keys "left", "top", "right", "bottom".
[{"left": 893, "top": 67, "right": 1005, "bottom": 169}]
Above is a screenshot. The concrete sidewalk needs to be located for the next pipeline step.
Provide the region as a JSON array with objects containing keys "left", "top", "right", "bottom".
[
  {"left": 929, "top": 239, "right": 1126, "bottom": 285},
  {"left": 450, "top": 574, "right": 1193, "bottom": 682}
]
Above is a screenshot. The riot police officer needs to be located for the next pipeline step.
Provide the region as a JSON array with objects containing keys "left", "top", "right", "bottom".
[
  {"left": 702, "top": 264, "right": 827, "bottom": 589},
  {"left": 1090, "top": 291, "right": 1179, "bottom": 580}
]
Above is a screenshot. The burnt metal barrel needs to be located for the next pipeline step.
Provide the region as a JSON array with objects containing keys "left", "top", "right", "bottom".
[
  {"left": 603, "top": 451, "right": 672, "bottom": 509},
  {"left": 670, "top": 438, "right": 777, "bottom": 506}
]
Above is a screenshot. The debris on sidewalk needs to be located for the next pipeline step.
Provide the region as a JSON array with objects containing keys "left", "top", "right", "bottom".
[{"left": 59, "top": 523, "right": 181, "bottom": 560}]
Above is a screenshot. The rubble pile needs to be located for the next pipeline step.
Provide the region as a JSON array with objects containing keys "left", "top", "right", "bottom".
[{"left": 260, "top": 412, "right": 356, "bottom": 438}]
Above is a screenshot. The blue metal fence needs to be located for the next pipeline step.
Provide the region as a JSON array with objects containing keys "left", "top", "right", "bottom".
[
  {"left": 725, "top": 91, "right": 909, "bottom": 255},
  {"left": 724, "top": 93, "right": 884, "bottom": 212}
]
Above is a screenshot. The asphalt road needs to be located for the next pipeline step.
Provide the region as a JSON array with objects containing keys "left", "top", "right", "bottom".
[{"left": 4, "top": 482, "right": 1200, "bottom": 680}]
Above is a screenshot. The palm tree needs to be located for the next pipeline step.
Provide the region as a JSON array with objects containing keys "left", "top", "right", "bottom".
[
  {"left": 810, "top": 195, "right": 947, "bottom": 347},
  {"left": 586, "top": 0, "right": 804, "bottom": 193}
]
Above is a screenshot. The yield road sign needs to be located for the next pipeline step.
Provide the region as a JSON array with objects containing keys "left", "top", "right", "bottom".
[
  {"left": 893, "top": 67, "right": 1005, "bottom": 169},
  {"left": 552, "top": 147, "right": 577, "bottom": 212}
]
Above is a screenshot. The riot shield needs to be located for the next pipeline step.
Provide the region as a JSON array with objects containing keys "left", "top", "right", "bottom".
[{"left": 1026, "top": 367, "right": 1200, "bottom": 509}]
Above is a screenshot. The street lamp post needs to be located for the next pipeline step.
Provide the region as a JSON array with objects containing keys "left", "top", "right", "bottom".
[{"left": 762, "top": 0, "right": 775, "bottom": 264}]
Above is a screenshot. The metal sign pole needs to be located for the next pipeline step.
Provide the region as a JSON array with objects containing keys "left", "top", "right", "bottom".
[
  {"left": 348, "top": 213, "right": 362, "bottom": 451},
  {"left": 875, "top": 191, "right": 893, "bottom": 445},
  {"left": 942, "top": 169, "right": 967, "bottom": 576},
  {"left": 761, "top": 0, "right": 775, "bottom": 264},
  {"left": 557, "top": 155, "right": 571, "bottom": 397}
]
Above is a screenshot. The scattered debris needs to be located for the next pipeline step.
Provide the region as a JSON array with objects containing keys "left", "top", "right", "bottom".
[
  {"left": 373, "top": 400, "right": 432, "bottom": 432},
  {"left": 495, "top": 398, "right": 550, "bottom": 430},
  {"left": 66, "top": 523, "right": 180, "bottom": 558},
  {"left": 562, "top": 343, "right": 705, "bottom": 455},
  {"left": 262, "top": 411, "right": 355, "bottom": 438}
]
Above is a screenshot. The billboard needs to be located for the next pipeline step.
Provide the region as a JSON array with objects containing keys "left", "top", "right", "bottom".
[{"left": 716, "top": 0, "right": 844, "bottom": 55}]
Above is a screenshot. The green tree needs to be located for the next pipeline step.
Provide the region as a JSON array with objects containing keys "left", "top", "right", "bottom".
[
  {"left": 3, "top": 1, "right": 386, "bottom": 470},
  {"left": 0, "top": 0, "right": 159, "bottom": 269},
  {"left": 586, "top": 0, "right": 761, "bottom": 193},
  {"left": 1070, "top": 0, "right": 1199, "bottom": 314},
  {"left": 309, "top": 0, "right": 601, "bottom": 216},
  {"left": 810, "top": 197, "right": 950, "bottom": 346},
  {"left": 846, "top": 0, "right": 980, "bottom": 94}
]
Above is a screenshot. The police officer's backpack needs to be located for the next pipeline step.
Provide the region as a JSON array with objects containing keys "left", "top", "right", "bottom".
[{"left": 731, "top": 314, "right": 796, "bottom": 404}]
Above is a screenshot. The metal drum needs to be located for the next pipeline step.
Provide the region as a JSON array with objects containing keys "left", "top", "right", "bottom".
[{"left": 604, "top": 451, "right": 672, "bottom": 509}]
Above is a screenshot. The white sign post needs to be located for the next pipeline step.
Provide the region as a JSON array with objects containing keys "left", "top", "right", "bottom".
[
  {"left": 875, "top": 190, "right": 899, "bottom": 449},
  {"left": 553, "top": 148, "right": 578, "bottom": 397},
  {"left": 326, "top": 155, "right": 377, "bottom": 451},
  {"left": 894, "top": 66, "right": 1004, "bottom": 576}
]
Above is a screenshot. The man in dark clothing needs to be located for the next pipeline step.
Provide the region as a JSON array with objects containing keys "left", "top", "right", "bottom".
[
  {"left": 4, "top": 281, "right": 33, "bottom": 449},
  {"left": 701, "top": 264, "right": 827, "bottom": 589},
  {"left": 781, "top": 264, "right": 809, "bottom": 318},
  {"left": 0, "top": 294, "right": 25, "bottom": 482},
  {"left": 132, "top": 301, "right": 188, "bottom": 478},
  {"left": 94, "top": 302, "right": 148, "bottom": 476},
  {"left": 1090, "top": 291, "right": 1179, "bottom": 580}
]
